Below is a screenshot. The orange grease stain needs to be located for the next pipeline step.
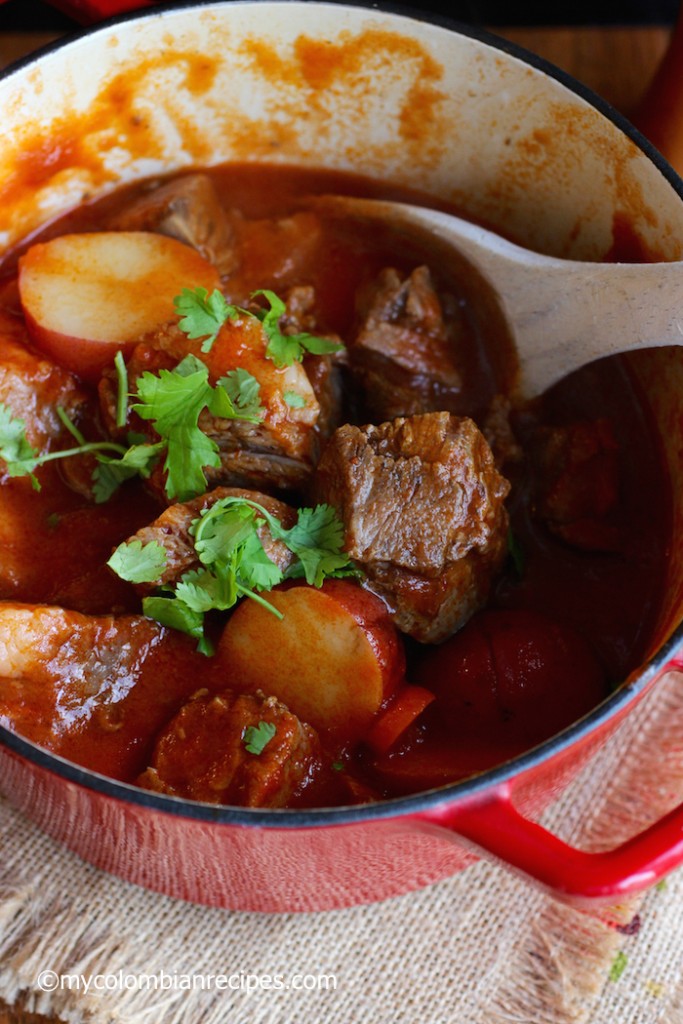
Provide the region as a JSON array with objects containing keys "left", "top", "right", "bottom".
[
  {"left": 0, "top": 50, "right": 221, "bottom": 217},
  {"left": 242, "top": 28, "right": 446, "bottom": 146}
]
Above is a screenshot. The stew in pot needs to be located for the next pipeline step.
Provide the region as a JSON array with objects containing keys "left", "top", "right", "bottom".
[{"left": 0, "top": 165, "right": 670, "bottom": 808}]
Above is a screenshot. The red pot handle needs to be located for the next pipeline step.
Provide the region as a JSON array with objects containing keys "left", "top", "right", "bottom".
[
  {"left": 421, "top": 784, "right": 683, "bottom": 904},
  {"left": 40, "top": 0, "right": 155, "bottom": 24}
]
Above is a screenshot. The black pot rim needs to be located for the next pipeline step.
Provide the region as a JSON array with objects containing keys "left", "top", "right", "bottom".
[{"left": 1, "top": 0, "right": 682, "bottom": 831}]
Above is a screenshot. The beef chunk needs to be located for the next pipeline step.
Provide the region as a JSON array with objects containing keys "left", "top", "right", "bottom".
[
  {"left": 110, "top": 173, "right": 239, "bottom": 278},
  {"left": 533, "top": 419, "right": 622, "bottom": 551},
  {"left": 0, "top": 602, "right": 211, "bottom": 778},
  {"left": 350, "top": 266, "right": 466, "bottom": 421},
  {"left": 314, "top": 412, "right": 510, "bottom": 643},
  {"left": 281, "top": 284, "right": 347, "bottom": 439},
  {"left": 124, "top": 487, "right": 296, "bottom": 591},
  {"left": 99, "top": 314, "right": 322, "bottom": 499},
  {"left": 0, "top": 333, "right": 89, "bottom": 457},
  {"left": 137, "top": 689, "right": 322, "bottom": 807},
  {"left": 481, "top": 394, "right": 523, "bottom": 469}
]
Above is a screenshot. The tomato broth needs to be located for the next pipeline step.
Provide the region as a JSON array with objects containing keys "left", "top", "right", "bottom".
[{"left": 0, "top": 164, "right": 671, "bottom": 807}]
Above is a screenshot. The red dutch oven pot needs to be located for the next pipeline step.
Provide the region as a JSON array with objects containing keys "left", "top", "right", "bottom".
[{"left": 2, "top": 0, "right": 683, "bottom": 913}]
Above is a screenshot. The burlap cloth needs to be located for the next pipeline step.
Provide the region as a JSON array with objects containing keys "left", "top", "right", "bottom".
[{"left": 0, "top": 670, "right": 682, "bottom": 1024}]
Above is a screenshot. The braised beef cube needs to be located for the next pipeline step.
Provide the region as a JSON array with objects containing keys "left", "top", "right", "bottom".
[
  {"left": 125, "top": 487, "right": 296, "bottom": 591},
  {"left": 281, "top": 285, "right": 347, "bottom": 439},
  {"left": 481, "top": 394, "right": 523, "bottom": 469},
  {"left": 534, "top": 419, "right": 622, "bottom": 551},
  {"left": 350, "top": 266, "right": 466, "bottom": 421},
  {"left": 0, "top": 602, "right": 212, "bottom": 779},
  {"left": 304, "top": 351, "right": 346, "bottom": 440},
  {"left": 99, "top": 315, "right": 322, "bottom": 501},
  {"left": 314, "top": 411, "right": 510, "bottom": 643},
  {"left": 110, "top": 173, "right": 239, "bottom": 278},
  {"left": 0, "top": 333, "right": 89, "bottom": 457},
  {"left": 137, "top": 689, "right": 322, "bottom": 807}
]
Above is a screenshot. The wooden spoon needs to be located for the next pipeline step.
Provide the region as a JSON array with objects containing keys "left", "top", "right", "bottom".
[{"left": 313, "top": 194, "right": 683, "bottom": 398}]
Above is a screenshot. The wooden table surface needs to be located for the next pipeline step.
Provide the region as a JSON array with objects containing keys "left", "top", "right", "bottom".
[{"left": 0, "top": 19, "right": 674, "bottom": 1024}]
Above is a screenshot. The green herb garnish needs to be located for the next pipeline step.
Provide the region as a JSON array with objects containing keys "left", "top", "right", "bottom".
[
  {"left": 174, "top": 285, "right": 343, "bottom": 367},
  {"left": 107, "top": 496, "right": 357, "bottom": 653},
  {"left": 251, "top": 289, "right": 343, "bottom": 367},
  {"left": 243, "top": 720, "right": 277, "bottom": 755},
  {"left": 114, "top": 349, "right": 129, "bottom": 429},
  {"left": 174, "top": 287, "right": 242, "bottom": 353},
  {"left": 0, "top": 402, "right": 159, "bottom": 498},
  {"left": 92, "top": 439, "right": 165, "bottom": 503},
  {"left": 132, "top": 354, "right": 263, "bottom": 501},
  {"left": 283, "top": 391, "right": 306, "bottom": 409},
  {"left": 107, "top": 538, "right": 168, "bottom": 585}
]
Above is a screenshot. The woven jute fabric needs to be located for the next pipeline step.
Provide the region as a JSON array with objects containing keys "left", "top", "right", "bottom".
[{"left": 2, "top": 672, "right": 683, "bottom": 1024}]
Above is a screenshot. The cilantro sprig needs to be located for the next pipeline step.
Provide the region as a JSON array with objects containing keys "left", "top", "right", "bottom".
[
  {"left": 2, "top": 283, "right": 340, "bottom": 505},
  {"left": 174, "top": 286, "right": 343, "bottom": 366},
  {"left": 174, "top": 287, "right": 242, "bottom": 353},
  {"left": 251, "top": 289, "right": 344, "bottom": 368},
  {"left": 107, "top": 496, "right": 358, "bottom": 654},
  {"left": 242, "top": 720, "right": 277, "bottom": 755},
  {"left": 0, "top": 401, "right": 161, "bottom": 497},
  {"left": 0, "top": 353, "right": 264, "bottom": 504}
]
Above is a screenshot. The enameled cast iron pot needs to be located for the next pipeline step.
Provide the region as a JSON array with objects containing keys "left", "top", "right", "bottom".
[{"left": 2, "top": 0, "right": 683, "bottom": 913}]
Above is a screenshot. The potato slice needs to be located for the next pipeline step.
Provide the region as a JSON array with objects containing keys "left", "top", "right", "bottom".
[
  {"left": 18, "top": 231, "right": 221, "bottom": 379},
  {"left": 218, "top": 580, "right": 405, "bottom": 740}
]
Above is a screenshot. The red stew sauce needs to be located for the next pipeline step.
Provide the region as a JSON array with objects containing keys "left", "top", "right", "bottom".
[{"left": 0, "top": 164, "right": 671, "bottom": 807}]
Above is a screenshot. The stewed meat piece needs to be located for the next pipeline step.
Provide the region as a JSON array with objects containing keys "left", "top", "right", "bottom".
[
  {"left": 0, "top": 602, "right": 213, "bottom": 779},
  {"left": 137, "top": 689, "right": 322, "bottom": 807},
  {"left": 350, "top": 265, "right": 466, "bottom": 421},
  {"left": 109, "top": 173, "right": 240, "bottom": 278},
  {"left": 314, "top": 411, "right": 510, "bottom": 643},
  {"left": 533, "top": 418, "right": 622, "bottom": 552},
  {"left": 99, "top": 312, "right": 322, "bottom": 499},
  {"left": 281, "top": 285, "right": 347, "bottom": 439},
  {"left": 123, "top": 487, "right": 296, "bottom": 591},
  {"left": 0, "top": 332, "right": 89, "bottom": 456}
]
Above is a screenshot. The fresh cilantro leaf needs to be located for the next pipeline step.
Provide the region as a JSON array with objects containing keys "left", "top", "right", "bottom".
[
  {"left": 250, "top": 289, "right": 343, "bottom": 368},
  {"left": 134, "top": 357, "right": 214, "bottom": 436},
  {"left": 107, "top": 539, "right": 168, "bottom": 584},
  {"left": 109, "top": 495, "right": 354, "bottom": 652},
  {"left": 0, "top": 402, "right": 136, "bottom": 496},
  {"left": 275, "top": 504, "right": 357, "bottom": 587},
  {"left": 239, "top": 530, "right": 284, "bottom": 591},
  {"left": 134, "top": 359, "right": 220, "bottom": 501},
  {"left": 93, "top": 441, "right": 165, "bottom": 503},
  {"left": 0, "top": 403, "right": 41, "bottom": 487},
  {"left": 283, "top": 391, "right": 306, "bottom": 409},
  {"left": 332, "top": 761, "right": 344, "bottom": 772},
  {"left": 192, "top": 501, "right": 259, "bottom": 568},
  {"left": 175, "top": 570, "right": 228, "bottom": 613},
  {"left": 142, "top": 594, "right": 213, "bottom": 655},
  {"left": 219, "top": 368, "right": 263, "bottom": 422},
  {"left": 133, "top": 356, "right": 265, "bottom": 501},
  {"left": 242, "top": 720, "right": 276, "bottom": 755},
  {"left": 174, "top": 287, "right": 241, "bottom": 353}
]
